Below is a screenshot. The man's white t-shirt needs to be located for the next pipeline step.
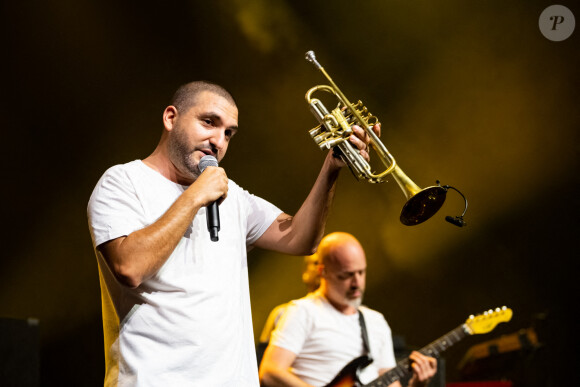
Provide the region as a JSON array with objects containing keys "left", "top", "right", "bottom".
[
  {"left": 269, "top": 291, "right": 397, "bottom": 386},
  {"left": 88, "top": 160, "right": 282, "bottom": 387}
]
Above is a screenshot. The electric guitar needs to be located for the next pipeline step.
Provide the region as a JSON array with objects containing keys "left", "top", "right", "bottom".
[{"left": 325, "top": 307, "right": 513, "bottom": 387}]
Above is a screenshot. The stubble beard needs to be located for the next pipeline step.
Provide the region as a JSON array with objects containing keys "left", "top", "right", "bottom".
[
  {"left": 346, "top": 288, "right": 364, "bottom": 309},
  {"left": 347, "top": 296, "right": 363, "bottom": 309},
  {"left": 168, "top": 128, "right": 201, "bottom": 181}
]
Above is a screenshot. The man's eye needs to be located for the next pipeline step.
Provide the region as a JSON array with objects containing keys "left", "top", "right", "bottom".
[{"left": 203, "top": 119, "right": 212, "bottom": 125}]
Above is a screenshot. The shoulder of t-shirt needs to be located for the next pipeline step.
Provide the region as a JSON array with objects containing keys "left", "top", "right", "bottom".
[
  {"left": 359, "top": 305, "right": 388, "bottom": 323},
  {"left": 227, "top": 178, "right": 242, "bottom": 192},
  {"left": 278, "top": 294, "right": 321, "bottom": 329},
  {"left": 100, "top": 159, "right": 142, "bottom": 179},
  {"left": 286, "top": 292, "right": 325, "bottom": 310}
]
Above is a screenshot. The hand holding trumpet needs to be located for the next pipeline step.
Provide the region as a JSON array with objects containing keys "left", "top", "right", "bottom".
[{"left": 326, "top": 123, "right": 381, "bottom": 170}]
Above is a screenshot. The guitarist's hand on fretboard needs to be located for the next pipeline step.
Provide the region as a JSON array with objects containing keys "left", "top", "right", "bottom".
[{"left": 405, "top": 351, "right": 437, "bottom": 387}]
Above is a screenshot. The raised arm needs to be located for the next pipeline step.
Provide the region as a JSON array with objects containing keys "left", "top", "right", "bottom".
[{"left": 254, "top": 124, "right": 379, "bottom": 255}]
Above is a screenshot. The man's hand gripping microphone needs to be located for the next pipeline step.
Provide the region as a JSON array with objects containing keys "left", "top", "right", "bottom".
[{"left": 199, "top": 155, "right": 220, "bottom": 241}]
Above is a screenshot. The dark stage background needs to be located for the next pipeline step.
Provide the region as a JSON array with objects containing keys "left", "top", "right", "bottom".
[{"left": 2, "top": 1, "right": 578, "bottom": 386}]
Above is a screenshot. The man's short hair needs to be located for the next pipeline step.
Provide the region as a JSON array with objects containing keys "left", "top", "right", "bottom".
[{"left": 170, "top": 81, "right": 236, "bottom": 114}]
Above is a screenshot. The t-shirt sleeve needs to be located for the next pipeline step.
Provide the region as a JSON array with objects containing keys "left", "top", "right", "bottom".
[
  {"left": 237, "top": 184, "right": 283, "bottom": 245},
  {"left": 268, "top": 301, "right": 310, "bottom": 356},
  {"left": 87, "top": 166, "right": 147, "bottom": 248}
]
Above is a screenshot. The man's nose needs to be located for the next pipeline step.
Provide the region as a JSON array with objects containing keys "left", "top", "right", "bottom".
[{"left": 209, "top": 130, "right": 227, "bottom": 153}]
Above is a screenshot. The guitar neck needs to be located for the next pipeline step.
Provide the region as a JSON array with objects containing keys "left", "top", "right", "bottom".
[{"left": 365, "top": 324, "right": 470, "bottom": 387}]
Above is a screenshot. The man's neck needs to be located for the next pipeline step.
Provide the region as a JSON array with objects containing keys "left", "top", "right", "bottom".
[{"left": 143, "top": 148, "right": 194, "bottom": 186}]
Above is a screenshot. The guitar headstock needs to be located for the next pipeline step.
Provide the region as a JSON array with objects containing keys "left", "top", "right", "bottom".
[{"left": 465, "top": 306, "right": 513, "bottom": 335}]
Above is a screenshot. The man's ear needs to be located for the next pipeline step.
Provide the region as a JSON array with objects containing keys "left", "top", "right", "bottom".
[{"left": 163, "top": 106, "right": 178, "bottom": 131}]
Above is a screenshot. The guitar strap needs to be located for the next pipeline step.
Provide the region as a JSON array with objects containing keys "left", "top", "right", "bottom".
[{"left": 358, "top": 309, "right": 373, "bottom": 361}]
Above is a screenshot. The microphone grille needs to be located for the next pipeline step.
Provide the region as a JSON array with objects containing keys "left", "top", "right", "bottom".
[{"left": 199, "top": 155, "right": 218, "bottom": 173}]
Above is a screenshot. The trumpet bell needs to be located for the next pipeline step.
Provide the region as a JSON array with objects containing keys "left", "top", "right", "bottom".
[{"left": 400, "top": 186, "right": 447, "bottom": 226}]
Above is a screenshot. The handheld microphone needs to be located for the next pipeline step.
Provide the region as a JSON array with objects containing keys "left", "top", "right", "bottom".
[{"left": 198, "top": 155, "right": 220, "bottom": 242}]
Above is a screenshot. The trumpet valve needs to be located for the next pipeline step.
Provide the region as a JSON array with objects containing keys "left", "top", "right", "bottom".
[
  {"left": 319, "top": 137, "right": 348, "bottom": 150},
  {"left": 309, "top": 126, "right": 323, "bottom": 138}
]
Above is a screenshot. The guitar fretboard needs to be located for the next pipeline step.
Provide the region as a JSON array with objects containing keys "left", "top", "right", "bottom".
[{"left": 364, "top": 324, "right": 469, "bottom": 387}]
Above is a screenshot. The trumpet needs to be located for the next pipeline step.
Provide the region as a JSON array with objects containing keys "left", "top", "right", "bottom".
[{"left": 305, "top": 50, "right": 463, "bottom": 226}]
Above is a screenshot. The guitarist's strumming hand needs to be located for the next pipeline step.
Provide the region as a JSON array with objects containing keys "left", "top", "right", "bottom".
[{"left": 404, "top": 351, "right": 437, "bottom": 387}]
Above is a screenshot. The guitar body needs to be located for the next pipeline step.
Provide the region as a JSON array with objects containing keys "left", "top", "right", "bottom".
[{"left": 325, "top": 356, "right": 372, "bottom": 387}]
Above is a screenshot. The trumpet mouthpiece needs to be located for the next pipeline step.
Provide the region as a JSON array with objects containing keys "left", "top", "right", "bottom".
[{"left": 305, "top": 50, "right": 322, "bottom": 69}]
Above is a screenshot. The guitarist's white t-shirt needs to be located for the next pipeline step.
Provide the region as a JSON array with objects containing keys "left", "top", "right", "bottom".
[
  {"left": 269, "top": 291, "right": 396, "bottom": 386},
  {"left": 88, "top": 160, "right": 282, "bottom": 387}
]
